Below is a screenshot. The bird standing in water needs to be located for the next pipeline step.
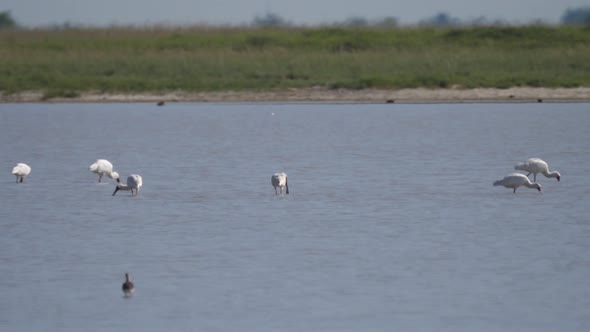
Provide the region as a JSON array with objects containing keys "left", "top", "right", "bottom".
[
  {"left": 271, "top": 172, "right": 289, "bottom": 195},
  {"left": 113, "top": 174, "right": 143, "bottom": 196},
  {"left": 11, "top": 163, "right": 31, "bottom": 183},
  {"left": 89, "top": 159, "right": 119, "bottom": 183},
  {"left": 514, "top": 158, "right": 560, "bottom": 182},
  {"left": 122, "top": 273, "right": 135, "bottom": 296},
  {"left": 493, "top": 173, "right": 542, "bottom": 193}
]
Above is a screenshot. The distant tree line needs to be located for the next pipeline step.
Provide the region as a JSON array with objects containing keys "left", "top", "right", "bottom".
[
  {"left": 251, "top": 12, "right": 507, "bottom": 28},
  {"left": 2, "top": 7, "right": 590, "bottom": 29},
  {"left": 252, "top": 12, "right": 399, "bottom": 28},
  {"left": 561, "top": 7, "right": 590, "bottom": 25},
  {"left": 252, "top": 7, "right": 590, "bottom": 28},
  {"left": 0, "top": 11, "right": 17, "bottom": 29}
]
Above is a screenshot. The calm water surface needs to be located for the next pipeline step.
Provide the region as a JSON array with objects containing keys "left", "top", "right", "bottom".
[{"left": 0, "top": 102, "right": 589, "bottom": 332}]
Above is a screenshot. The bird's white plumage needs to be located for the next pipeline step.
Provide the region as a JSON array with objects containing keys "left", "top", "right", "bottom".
[
  {"left": 271, "top": 172, "right": 289, "bottom": 194},
  {"left": 113, "top": 174, "right": 143, "bottom": 196},
  {"left": 493, "top": 173, "right": 542, "bottom": 193},
  {"left": 89, "top": 159, "right": 119, "bottom": 183},
  {"left": 514, "top": 158, "right": 560, "bottom": 182},
  {"left": 11, "top": 163, "right": 31, "bottom": 183},
  {"left": 127, "top": 174, "right": 142, "bottom": 190}
]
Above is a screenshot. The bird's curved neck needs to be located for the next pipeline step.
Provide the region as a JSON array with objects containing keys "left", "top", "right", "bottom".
[{"left": 544, "top": 170, "right": 559, "bottom": 178}]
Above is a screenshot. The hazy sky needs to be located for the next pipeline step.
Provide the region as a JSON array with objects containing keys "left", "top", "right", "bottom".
[{"left": 3, "top": 0, "right": 589, "bottom": 27}]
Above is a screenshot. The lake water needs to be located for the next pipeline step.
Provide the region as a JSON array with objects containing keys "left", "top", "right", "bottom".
[{"left": 0, "top": 102, "right": 589, "bottom": 332}]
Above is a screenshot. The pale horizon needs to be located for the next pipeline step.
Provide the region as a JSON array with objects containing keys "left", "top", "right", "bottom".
[{"left": 3, "top": 0, "right": 590, "bottom": 27}]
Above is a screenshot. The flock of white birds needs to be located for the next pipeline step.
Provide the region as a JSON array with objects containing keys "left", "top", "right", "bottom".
[
  {"left": 9, "top": 156, "right": 559, "bottom": 294},
  {"left": 10, "top": 158, "right": 146, "bottom": 196},
  {"left": 10, "top": 158, "right": 288, "bottom": 295},
  {"left": 493, "top": 158, "right": 561, "bottom": 193},
  {"left": 11, "top": 158, "right": 289, "bottom": 198},
  {"left": 11, "top": 158, "right": 561, "bottom": 195},
  {"left": 87, "top": 159, "right": 144, "bottom": 196}
]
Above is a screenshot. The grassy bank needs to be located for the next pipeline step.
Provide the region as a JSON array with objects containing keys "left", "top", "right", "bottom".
[{"left": 0, "top": 26, "right": 589, "bottom": 98}]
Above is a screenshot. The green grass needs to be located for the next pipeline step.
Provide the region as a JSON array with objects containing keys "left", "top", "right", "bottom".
[{"left": 0, "top": 25, "right": 589, "bottom": 95}]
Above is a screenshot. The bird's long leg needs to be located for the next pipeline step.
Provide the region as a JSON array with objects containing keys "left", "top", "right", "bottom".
[
  {"left": 98, "top": 174, "right": 103, "bottom": 183},
  {"left": 533, "top": 174, "right": 537, "bottom": 182},
  {"left": 513, "top": 188, "right": 516, "bottom": 193},
  {"left": 20, "top": 177, "right": 24, "bottom": 183},
  {"left": 274, "top": 187, "right": 278, "bottom": 195}
]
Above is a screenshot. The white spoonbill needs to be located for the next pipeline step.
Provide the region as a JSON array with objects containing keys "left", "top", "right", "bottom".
[
  {"left": 514, "top": 158, "right": 560, "bottom": 182},
  {"left": 122, "top": 273, "right": 135, "bottom": 296},
  {"left": 493, "top": 173, "right": 542, "bottom": 193},
  {"left": 89, "top": 159, "right": 119, "bottom": 183},
  {"left": 112, "top": 174, "right": 143, "bottom": 196},
  {"left": 271, "top": 172, "right": 289, "bottom": 195},
  {"left": 11, "top": 163, "right": 31, "bottom": 183}
]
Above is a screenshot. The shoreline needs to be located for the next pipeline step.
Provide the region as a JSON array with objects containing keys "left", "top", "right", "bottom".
[{"left": 2, "top": 87, "right": 590, "bottom": 103}]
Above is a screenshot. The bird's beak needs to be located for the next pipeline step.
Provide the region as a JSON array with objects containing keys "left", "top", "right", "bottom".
[{"left": 557, "top": 176, "right": 560, "bottom": 182}]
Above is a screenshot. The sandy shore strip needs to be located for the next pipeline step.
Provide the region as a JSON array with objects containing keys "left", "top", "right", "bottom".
[{"left": 2, "top": 87, "right": 590, "bottom": 103}]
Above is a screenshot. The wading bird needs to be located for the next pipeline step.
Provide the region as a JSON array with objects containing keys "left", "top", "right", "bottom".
[
  {"left": 493, "top": 173, "right": 542, "bottom": 193},
  {"left": 112, "top": 174, "right": 143, "bottom": 196},
  {"left": 89, "top": 159, "right": 119, "bottom": 183},
  {"left": 514, "top": 158, "right": 560, "bottom": 182},
  {"left": 11, "top": 163, "right": 31, "bottom": 183},
  {"left": 271, "top": 172, "right": 289, "bottom": 195}
]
